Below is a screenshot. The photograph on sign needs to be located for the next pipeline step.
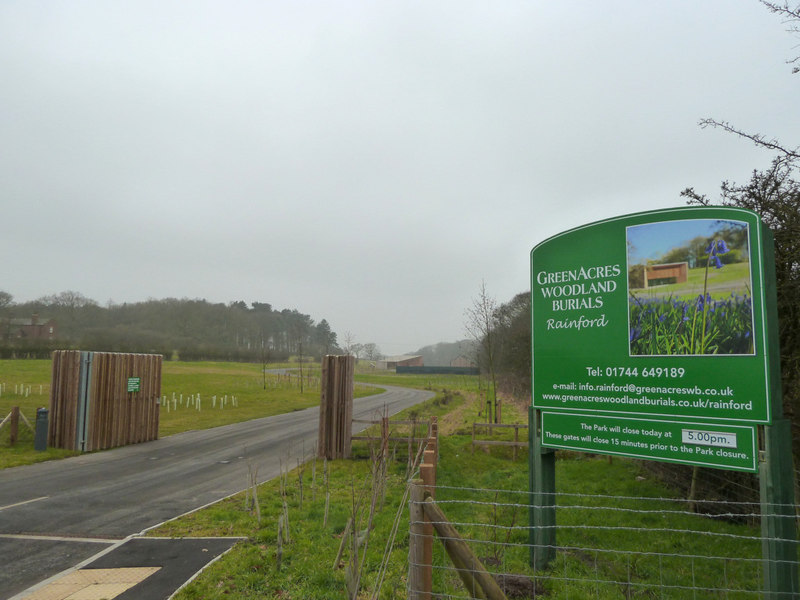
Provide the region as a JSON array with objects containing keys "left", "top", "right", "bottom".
[
  {"left": 531, "top": 207, "right": 772, "bottom": 424},
  {"left": 626, "top": 218, "right": 754, "bottom": 357}
]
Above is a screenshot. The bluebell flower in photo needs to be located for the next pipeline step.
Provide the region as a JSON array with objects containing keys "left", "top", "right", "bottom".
[{"left": 705, "top": 238, "right": 730, "bottom": 269}]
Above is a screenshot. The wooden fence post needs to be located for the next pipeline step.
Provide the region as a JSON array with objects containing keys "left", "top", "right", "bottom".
[
  {"left": 430, "top": 416, "right": 438, "bottom": 462},
  {"left": 472, "top": 422, "right": 476, "bottom": 455},
  {"left": 420, "top": 449, "right": 436, "bottom": 597},
  {"left": 9, "top": 406, "right": 19, "bottom": 446},
  {"left": 409, "top": 479, "right": 430, "bottom": 600},
  {"left": 513, "top": 425, "right": 518, "bottom": 462},
  {"left": 423, "top": 496, "right": 508, "bottom": 600},
  {"left": 381, "top": 416, "right": 389, "bottom": 460}
]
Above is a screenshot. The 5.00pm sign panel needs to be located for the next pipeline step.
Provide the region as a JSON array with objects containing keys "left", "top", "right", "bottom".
[{"left": 531, "top": 207, "right": 774, "bottom": 426}]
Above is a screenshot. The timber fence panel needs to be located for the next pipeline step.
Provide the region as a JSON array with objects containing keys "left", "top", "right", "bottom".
[
  {"left": 49, "top": 350, "right": 81, "bottom": 449},
  {"left": 49, "top": 350, "right": 162, "bottom": 451},
  {"left": 318, "top": 355, "right": 354, "bottom": 459},
  {"left": 87, "top": 351, "right": 104, "bottom": 452},
  {"left": 342, "top": 354, "right": 353, "bottom": 459},
  {"left": 318, "top": 356, "right": 330, "bottom": 457}
]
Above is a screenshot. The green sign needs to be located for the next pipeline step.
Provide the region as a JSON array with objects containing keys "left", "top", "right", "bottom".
[
  {"left": 529, "top": 206, "right": 795, "bottom": 587},
  {"left": 531, "top": 206, "right": 773, "bottom": 425},
  {"left": 540, "top": 412, "right": 757, "bottom": 472},
  {"left": 127, "top": 377, "right": 141, "bottom": 393}
]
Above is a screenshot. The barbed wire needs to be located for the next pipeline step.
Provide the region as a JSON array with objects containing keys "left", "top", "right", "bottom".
[
  {"left": 429, "top": 497, "right": 782, "bottom": 520},
  {"left": 406, "top": 480, "right": 799, "bottom": 599},
  {"left": 431, "top": 482, "right": 797, "bottom": 508},
  {"left": 408, "top": 528, "right": 792, "bottom": 564},
  {"left": 411, "top": 563, "right": 765, "bottom": 599}
]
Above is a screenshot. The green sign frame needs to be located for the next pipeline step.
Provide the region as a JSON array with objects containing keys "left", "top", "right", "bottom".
[{"left": 531, "top": 206, "right": 775, "bottom": 429}]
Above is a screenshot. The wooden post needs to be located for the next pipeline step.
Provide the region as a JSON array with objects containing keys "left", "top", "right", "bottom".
[
  {"left": 420, "top": 449, "right": 436, "bottom": 597},
  {"left": 423, "top": 496, "right": 508, "bottom": 600},
  {"left": 422, "top": 450, "right": 436, "bottom": 492},
  {"left": 381, "top": 416, "right": 389, "bottom": 460},
  {"left": 9, "top": 406, "right": 19, "bottom": 446},
  {"left": 430, "top": 416, "right": 438, "bottom": 462},
  {"left": 472, "top": 422, "right": 475, "bottom": 454},
  {"left": 409, "top": 479, "right": 430, "bottom": 600},
  {"left": 513, "top": 425, "right": 519, "bottom": 462}
]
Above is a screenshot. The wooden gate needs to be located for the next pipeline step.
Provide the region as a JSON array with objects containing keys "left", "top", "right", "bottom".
[{"left": 49, "top": 350, "right": 162, "bottom": 451}]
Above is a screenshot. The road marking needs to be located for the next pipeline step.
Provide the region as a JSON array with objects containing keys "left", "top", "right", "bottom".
[
  {"left": 0, "top": 533, "right": 116, "bottom": 544},
  {"left": 0, "top": 496, "right": 48, "bottom": 511}
]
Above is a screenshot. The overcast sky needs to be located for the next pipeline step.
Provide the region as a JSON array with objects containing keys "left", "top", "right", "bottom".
[{"left": 1, "top": 1, "right": 797, "bottom": 355}]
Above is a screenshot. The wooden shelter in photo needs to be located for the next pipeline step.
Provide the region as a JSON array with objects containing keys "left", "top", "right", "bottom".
[
  {"left": 644, "top": 261, "right": 689, "bottom": 288},
  {"left": 49, "top": 350, "right": 162, "bottom": 452}
]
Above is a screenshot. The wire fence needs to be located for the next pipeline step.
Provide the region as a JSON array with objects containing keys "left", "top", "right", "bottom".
[{"left": 408, "top": 481, "right": 800, "bottom": 599}]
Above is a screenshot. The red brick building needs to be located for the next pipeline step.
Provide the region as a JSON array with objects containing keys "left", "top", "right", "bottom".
[{"left": 5, "top": 314, "right": 58, "bottom": 340}]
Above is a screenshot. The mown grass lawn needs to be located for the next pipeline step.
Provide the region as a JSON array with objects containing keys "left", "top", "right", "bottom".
[{"left": 158, "top": 361, "right": 380, "bottom": 437}]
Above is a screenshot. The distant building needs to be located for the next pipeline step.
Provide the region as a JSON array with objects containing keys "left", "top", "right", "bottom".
[
  {"left": 644, "top": 262, "right": 689, "bottom": 288},
  {"left": 376, "top": 354, "right": 424, "bottom": 370},
  {"left": 450, "top": 355, "right": 476, "bottom": 368},
  {"left": 5, "top": 314, "right": 58, "bottom": 340}
]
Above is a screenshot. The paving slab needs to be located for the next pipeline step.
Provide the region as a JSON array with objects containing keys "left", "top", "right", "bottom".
[
  {"left": 0, "top": 537, "right": 114, "bottom": 600},
  {"left": 14, "top": 537, "right": 242, "bottom": 600}
]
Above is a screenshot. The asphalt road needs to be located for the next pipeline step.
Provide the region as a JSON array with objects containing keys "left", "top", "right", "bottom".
[{"left": 0, "top": 384, "right": 433, "bottom": 599}]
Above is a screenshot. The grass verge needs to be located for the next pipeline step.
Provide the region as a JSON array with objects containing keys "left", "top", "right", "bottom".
[{"left": 153, "top": 384, "right": 766, "bottom": 599}]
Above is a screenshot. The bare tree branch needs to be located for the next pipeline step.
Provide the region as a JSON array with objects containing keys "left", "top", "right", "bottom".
[
  {"left": 698, "top": 118, "right": 800, "bottom": 160},
  {"left": 759, "top": 1, "right": 800, "bottom": 25},
  {"left": 758, "top": 1, "right": 800, "bottom": 72}
]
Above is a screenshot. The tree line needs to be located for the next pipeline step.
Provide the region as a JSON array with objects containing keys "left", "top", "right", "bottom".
[{"left": 0, "top": 291, "right": 341, "bottom": 362}]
